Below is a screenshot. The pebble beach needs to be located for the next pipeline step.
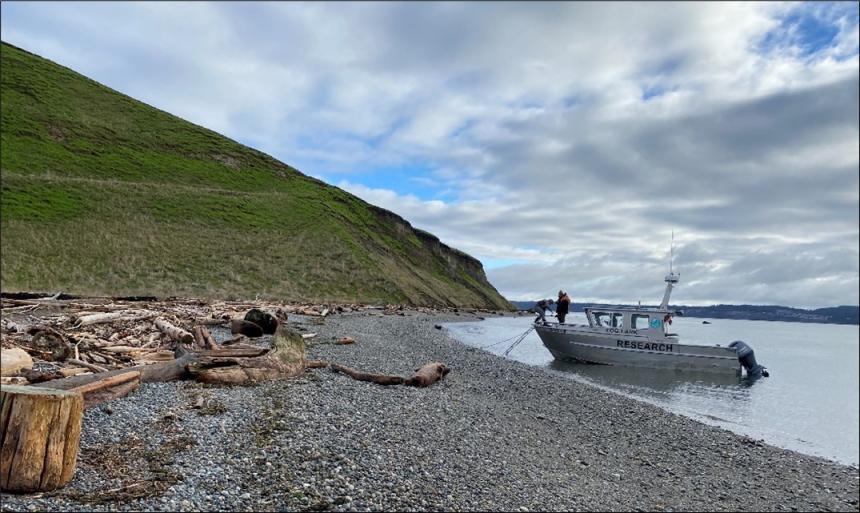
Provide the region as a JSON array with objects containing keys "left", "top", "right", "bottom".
[{"left": 2, "top": 311, "right": 858, "bottom": 512}]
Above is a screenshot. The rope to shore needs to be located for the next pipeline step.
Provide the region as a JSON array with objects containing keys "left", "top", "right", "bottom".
[
  {"left": 503, "top": 327, "right": 535, "bottom": 357},
  {"left": 477, "top": 326, "right": 534, "bottom": 350}
]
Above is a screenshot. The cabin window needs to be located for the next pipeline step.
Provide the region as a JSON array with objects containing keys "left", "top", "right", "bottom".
[
  {"left": 593, "top": 312, "right": 610, "bottom": 327},
  {"left": 632, "top": 314, "right": 651, "bottom": 330},
  {"left": 610, "top": 313, "right": 624, "bottom": 328}
]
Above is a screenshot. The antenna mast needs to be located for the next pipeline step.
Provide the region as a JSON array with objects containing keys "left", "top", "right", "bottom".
[
  {"left": 660, "top": 230, "right": 679, "bottom": 310},
  {"left": 670, "top": 230, "right": 674, "bottom": 275}
]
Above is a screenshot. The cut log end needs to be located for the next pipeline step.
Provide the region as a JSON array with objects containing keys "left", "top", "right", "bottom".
[{"left": 0, "top": 385, "right": 84, "bottom": 492}]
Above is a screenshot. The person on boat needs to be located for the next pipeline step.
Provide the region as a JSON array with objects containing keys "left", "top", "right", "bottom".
[
  {"left": 663, "top": 313, "right": 673, "bottom": 334},
  {"left": 556, "top": 290, "right": 571, "bottom": 323},
  {"left": 532, "top": 298, "right": 554, "bottom": 325}
]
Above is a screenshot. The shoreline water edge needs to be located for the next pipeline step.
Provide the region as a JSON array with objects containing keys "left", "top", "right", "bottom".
[{"left": 2, "top": 311, "right": 857, "bottom": 512}]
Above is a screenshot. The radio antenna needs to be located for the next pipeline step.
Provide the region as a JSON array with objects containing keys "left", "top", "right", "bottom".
[
  {"left": 669, "top": 230, "right": 674, "bottom": 275},
  {"left": 660, "top": 230, "right": 679, "bottom": 310}
]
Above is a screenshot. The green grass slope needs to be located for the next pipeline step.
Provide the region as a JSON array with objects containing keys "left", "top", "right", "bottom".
[{"left": 0, "top": 42, "right": 512, "bottom": 309}]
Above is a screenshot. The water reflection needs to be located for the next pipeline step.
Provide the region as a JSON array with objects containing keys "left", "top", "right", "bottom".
[{"left": 546, "top": 359, "right": 746, "bottom": 392}]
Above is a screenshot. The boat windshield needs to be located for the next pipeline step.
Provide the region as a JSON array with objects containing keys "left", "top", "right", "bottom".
[
  {"left": 592, "top": 311, "right": 609, "bottom": 327},
  {"left": 591, "top": 311, "right": 624, "bottom": 327}
]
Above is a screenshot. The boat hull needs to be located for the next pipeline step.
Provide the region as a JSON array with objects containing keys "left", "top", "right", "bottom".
[{"left": 535, "top": 324, "right": 741, "bottom": 374}]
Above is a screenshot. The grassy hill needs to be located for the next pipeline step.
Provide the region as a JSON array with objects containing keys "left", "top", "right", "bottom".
[{"left": 0, "top": 42, "right": 512, "bottom": 309}]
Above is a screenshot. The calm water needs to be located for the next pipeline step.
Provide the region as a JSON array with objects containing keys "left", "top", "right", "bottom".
[{"left": 444, "top": 313, "right": 860, "bottom": 466}]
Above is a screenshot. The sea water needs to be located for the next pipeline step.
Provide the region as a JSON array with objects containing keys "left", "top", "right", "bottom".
[{"left": 444, "top": 313, "right": 860, "bottom": 466}]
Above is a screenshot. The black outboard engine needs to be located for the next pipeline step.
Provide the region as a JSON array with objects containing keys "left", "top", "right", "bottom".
[{"left": 729, "top": 340, "right": 769, "bottom": 378}]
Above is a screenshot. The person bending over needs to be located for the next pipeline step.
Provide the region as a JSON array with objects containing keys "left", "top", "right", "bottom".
[{"left": 532, "top": 299, "right": 554, "bottom": 325}]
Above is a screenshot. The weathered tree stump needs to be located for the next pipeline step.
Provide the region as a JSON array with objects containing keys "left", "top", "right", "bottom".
[
  {"left": 27, "top": 327, "right": 71, "bottom": 361},
  {"left": 0, "top": 385, "right": 84, "bottom": 492},
  {"left": 188, "top": 326, "right": 305, "bottom": 385}
]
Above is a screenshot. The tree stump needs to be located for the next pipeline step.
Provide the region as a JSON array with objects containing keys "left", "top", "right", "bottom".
[
  {"left": 0, "top": 385, "right": 84, "bottom": 492},
  {"left": 188, "top": 326, "right": 305, "bottom": 385}
]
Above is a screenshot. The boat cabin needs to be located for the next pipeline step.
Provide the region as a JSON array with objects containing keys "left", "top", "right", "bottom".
[{"left": 584, "top": 307, "right": 680, "bottom": 337}]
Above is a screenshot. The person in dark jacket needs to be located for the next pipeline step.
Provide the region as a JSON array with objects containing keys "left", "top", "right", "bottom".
[
  {"left": 556, "top": 290, "right": 571, "bottom": 323},
  {"left": 532, "top": 299, "right": 554, "bottom": 325}
]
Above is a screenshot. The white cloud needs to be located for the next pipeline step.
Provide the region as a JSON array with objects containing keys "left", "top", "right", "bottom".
[{"left": 1, "top": 1, "right": 857, "bottom": 307}]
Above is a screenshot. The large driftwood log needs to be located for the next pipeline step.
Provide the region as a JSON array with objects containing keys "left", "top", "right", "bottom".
[
  {"left": 32, "top": 351, "right": 197, "bottom": 392},
  {"left": 1, "top": 348, "right": 33, "bottom": 376},
  {"left": 330, "top": 364, "right": 404, "bottom": 386},
  {"left": 75, "top": 310, "right": 155, "bottom": 327},
  {"left": 155, "top": 318, "right": 193, "bottom": 345},
  {"left": 330, "top": 362, "right": 450, "bottom": 387},
  {"left": 0, "top": 385, "right": 84, "bottom": 492},
  {"left": 70, "top": 371, "right": 141, "bottom": 408},
  {"left": 187, "top": 327, "right": 305, "bottom": 385}
]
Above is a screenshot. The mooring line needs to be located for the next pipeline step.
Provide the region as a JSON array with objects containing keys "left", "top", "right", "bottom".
[{"left": 503, "top": 326, "right": 535, "bottom": 356}]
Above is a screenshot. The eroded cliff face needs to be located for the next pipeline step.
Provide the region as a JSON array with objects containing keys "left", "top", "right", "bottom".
[{"left": 367, "top": 206, "right": 513, "bottom": 310}]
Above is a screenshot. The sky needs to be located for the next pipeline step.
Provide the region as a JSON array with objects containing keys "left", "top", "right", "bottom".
[{"left": 2, "top": 1, "right": 858, "bottom": 308}]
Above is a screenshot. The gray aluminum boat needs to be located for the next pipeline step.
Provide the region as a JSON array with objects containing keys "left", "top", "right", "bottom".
[{"left": 534, "top": 271, "right": 767, "bottom": 376}]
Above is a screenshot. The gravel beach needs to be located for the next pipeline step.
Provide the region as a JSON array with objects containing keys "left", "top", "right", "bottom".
[{"left": 2, "top": 311, "right": 858, "bottom": 512}]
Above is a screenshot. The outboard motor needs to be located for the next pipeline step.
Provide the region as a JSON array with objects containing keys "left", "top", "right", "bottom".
[{"left": 729, "top": 340, "right": 769, "bottom": 378}]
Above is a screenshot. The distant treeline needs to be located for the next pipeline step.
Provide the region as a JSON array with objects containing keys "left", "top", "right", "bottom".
[{"left": 510, "top": 301, "right": 859, "bottom": 325}]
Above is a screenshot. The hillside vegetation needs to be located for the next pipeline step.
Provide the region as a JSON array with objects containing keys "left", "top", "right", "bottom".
[{"left": 0, "top": 42, "right": 512, "bottom": 309}]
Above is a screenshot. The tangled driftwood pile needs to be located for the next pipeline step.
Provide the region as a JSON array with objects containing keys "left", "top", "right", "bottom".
[
  {"left": 0, "top": 296, "right": 332, "bottom": 381},
  {"left": 0, "top": 294, "right": 457, "bottom": 492}
]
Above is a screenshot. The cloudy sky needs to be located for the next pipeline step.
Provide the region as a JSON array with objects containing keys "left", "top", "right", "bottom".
[{"left": 2, "top": 2, "right": 858, "bottom": 308}]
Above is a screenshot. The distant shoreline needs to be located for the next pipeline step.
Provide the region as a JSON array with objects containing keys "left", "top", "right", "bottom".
[{"left": 511, "top": 301, "right": 860, "bottom": 325}]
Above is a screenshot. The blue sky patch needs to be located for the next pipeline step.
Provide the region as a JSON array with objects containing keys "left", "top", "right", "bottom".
[{"left": 757, "top": 3, "right": 856, "bottom": 58}]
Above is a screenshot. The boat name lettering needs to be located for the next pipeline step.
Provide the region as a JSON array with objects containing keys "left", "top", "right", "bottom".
[
  {"left": 606, "top": 328, "right": 638, "bottom": 335},
  {"left": 616, "top": 340, "right": 674, "bottom": 352}
]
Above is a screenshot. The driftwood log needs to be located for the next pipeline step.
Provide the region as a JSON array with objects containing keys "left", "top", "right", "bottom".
[
  {"left": 0, "top": 385, "right": 84, "bottom": 492},
  {"left": 155, "top": 318, "right": 193, "bottom": 345},
  {"left": 70, "top": 371, "right": 141, "bottom": 408},
  {"left": 32, "top": 351, "right": 197, "bottom": 399},
  {"left": 330, "top": 364, "right": 404, "bottom": 385},
  {"left": 331, "top": 362, "right": 450, "bottom": 387},
  {"left": 193, "top": 326, "right": 220, "bottom": 350},
  {"left": 75, "top": 310, "right": 155, "bottom": 327}
]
